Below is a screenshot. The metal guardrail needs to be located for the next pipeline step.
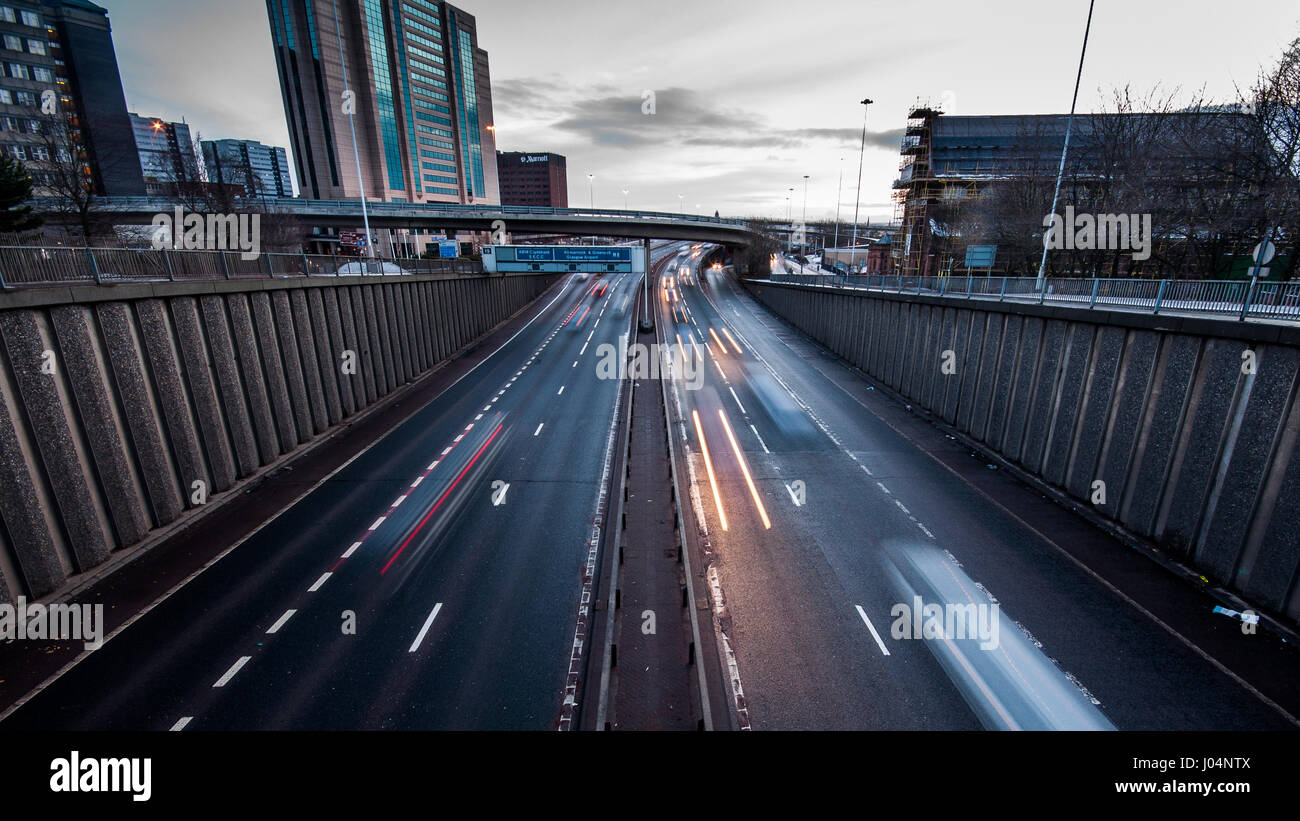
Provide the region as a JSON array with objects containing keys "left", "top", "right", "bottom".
[
  {"left": 763, "top": 272, "right": 1300, "bottom": 322},
  {"left": 0, "top": 246, "right": 482, "bottom": 288},
  {"left": 36, "top": 196, "right": 752, "bottom": 228}
]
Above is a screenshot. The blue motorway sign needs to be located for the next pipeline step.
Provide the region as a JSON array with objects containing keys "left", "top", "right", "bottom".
[{"left": 514, "top": 247, "right": 632, "bottom": 262}]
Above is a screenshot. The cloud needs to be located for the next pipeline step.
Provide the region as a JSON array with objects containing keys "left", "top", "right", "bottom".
[{"left": 499, "top": 81, "right": 902, "bottom": 154}]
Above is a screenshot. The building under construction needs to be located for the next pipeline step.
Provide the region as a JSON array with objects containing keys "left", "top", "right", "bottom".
[
  {"left": 893, "top": 105, "right": 1085, "bottom": 277},
  {"left": 891, "top": 104, "right": 1255, "bottom": 278}
]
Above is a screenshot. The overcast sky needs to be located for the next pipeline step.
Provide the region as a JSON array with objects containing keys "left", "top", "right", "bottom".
[{"left": 106, "top": 0, "right": 1299, "bottom": 221}]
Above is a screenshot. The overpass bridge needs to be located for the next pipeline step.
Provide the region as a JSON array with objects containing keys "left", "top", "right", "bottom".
[{"left": 33, "top": 196, "right": 760, "bottom": 247}]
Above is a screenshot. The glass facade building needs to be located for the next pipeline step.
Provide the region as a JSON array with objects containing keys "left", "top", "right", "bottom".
[
  {"left": 267, "top": 0, "right": 498, "bottom": 205},
  {"left": 201, "top": 138, "right": 295, "bottom": 199},
  {"left": 129, "top": 113, "right": 200, "bottom": 195}
]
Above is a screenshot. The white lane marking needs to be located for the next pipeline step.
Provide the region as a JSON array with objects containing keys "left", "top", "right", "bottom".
[
  {"left": 266, "top": 609, "right": 297, "bottom": 634},
  {"left": 534, "top": 423, "right": 544, "bottom": 436},
  {"left": 409, "top": 603, "right": 444, "bottom": 653},
  {"left": 860, "top": 464, "right": 874, "bottom": 476},
  {"left": 442, "top": 447, "right": 453, "bottom": 456},
  {"left": 475, "top": 413, "right": 483, "bottom": 421},
  {"left": 169, "top": 716, "right": 192, "bottom": 731},
  {"left": 893, "top": 499, "right": 911, "bottom": 516},
  {"left": 729, "top": 387, "right": 747, "bottom": 415},
  {"left": 308, "top": 572, "right": 331, "bottom": 592},
  {"left": 557, "top": 386, "right": 565, "bottom": 395},
  {"left": 855, "top": 606, "right": 891, "bottom": 656},
  {"left": 213, "top": 656, "right": 252, "bottom": 687},
  {"left": 492, "top": 483, "right": 509, "bottom": 506},
  {"left": 573, "top": 360, "right": 578, "bottom": 368},
  {"left": 342, "top": 541, "right": 362, "bottom": 558},
  {"left": 917, "top": 522, "right": 936, "bottom": 539},
  {"left": 785, "top": 483, "right": 804, "bottom": 507},
  {"left": 368, "top": 517, "right": 385, "bottom": 531},
  {"left": 876, "top": 482, "right": 891, "bottom": 495},
  {"left": 0, "top": 273, "right": 585, "bottom": 726},
  {"left": 749, "top": 424, "right": 770, "bottom": 454},
  {"left": 580, "top": 342, "right": 588, "bottom": 356},
  {"left": 391, "top": 494, "right": 407, "bottom": 508}
]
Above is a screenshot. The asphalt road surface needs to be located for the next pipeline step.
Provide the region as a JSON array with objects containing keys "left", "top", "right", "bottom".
[
  {"left": 663, "top": 248, "right": 1300, "bottom": 731},
  {"left": 2, "top": 262, "right": 658, "bottom": 731}
]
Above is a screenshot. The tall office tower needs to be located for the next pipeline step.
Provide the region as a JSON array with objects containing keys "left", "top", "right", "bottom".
[
  {"left": 129, "top": 113, "right": 201, "bottom": 195},
  {"left": 202, "top": 138, "right": 295, "bottom": 199},
  {"left": 267, "top": 0, "right": 499, "bottom": 206},
  {"left": 0, "top": 0, "right": 144, "bottom": 196}
]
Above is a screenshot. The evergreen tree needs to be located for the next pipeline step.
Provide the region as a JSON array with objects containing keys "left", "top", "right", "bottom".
[{"left": 0, "top": 154, "right": 42, "bottom": 233}]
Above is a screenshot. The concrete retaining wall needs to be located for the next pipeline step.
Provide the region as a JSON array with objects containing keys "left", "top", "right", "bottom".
[
  {"left": 746, "top": 281, "right": 1300, "bottom": 627},
  {"left": 0, "top": 272, "right": 559, "bottom": 602}
]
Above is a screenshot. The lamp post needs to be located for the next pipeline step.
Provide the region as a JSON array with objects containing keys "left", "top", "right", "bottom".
[
  {"left": 588, "top": 174, "right": 595, "bottom": 245},
  {"left": 329, "top": 0, "right": 375, "bottom": 259},
  {"left": 622, "top": 188, "right": 629, "bottom": 210},
  {"left": 801, "top": 174, "right": 810, "bottom": 258},
  {"left": 786, "top": 188, "right": 794, "bottom": 254},
  {"left": 678, "top": 194, "right": 684, "bottom": 214},
  {"left": 849, "top": 97, "right": 873, "bottom": 273},
  {"left": 833, "top": 157, "right": 844, "bottom": 261},
  {"left": 1037, "top": 0, "right": 1096, "bottom": 291}
]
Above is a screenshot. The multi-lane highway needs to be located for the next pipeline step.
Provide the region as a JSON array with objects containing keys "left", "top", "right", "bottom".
[
  {"left": 5, "top": 240, "right": 1299, "bottom": 733},
  {"left": 1, "top": 255, "right": 672, "bottom": 731},
  {"left": 662, "top": 247, "right": 1300, "bottom": 731}
]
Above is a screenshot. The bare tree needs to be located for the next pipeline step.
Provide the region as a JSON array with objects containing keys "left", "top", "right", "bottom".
[{"left": 27, "top": 107, "right": 117, "bottom": 245}]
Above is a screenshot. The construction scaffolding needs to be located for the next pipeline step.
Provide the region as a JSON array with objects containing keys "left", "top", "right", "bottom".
[{"left": 893, "top": 102, "right": 943, "bottom": 277}]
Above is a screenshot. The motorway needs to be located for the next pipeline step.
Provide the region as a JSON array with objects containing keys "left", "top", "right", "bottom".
[
  {"left": 663, "top": 247, "right": 1300, "bottom": 730},
  {"left": 1, "top": 255, "right": 665, "bottom": 731},
  {"left": 5, "top": 240, "right": 1299, "bottom": 732}
]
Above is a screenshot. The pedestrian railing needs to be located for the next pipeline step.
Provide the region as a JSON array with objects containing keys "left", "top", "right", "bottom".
[
  {"left": 764, "top": 272, "right": 1300, "bottom": 322},
  {"left": 0, "top": 246, "right": 484, "bottom": 288}
]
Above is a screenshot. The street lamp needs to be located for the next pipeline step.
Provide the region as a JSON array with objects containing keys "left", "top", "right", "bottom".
[
  {"left": 786, "top": 188, "right": 794, "bottom": 254},
  {"left": 801, "top": 174, "right": 810, "bottom": 257},
  {"left": 678, "top": 194, "right": 684, "bottom": 214},
  {"left": 330, "top": 0, "right": 374, "bottom": 259},
  {"left": 1037, "top": 0, "right": 1097, "bottom": 291},
  {"left": 588, "top": 174, "right": 595, "bottom": 245},
  {"left": 622, "top": 188, "right": 629, "bottom": 210},
  {"left": 833, "top": 157, "right": 845, "bottom": 255},
  {"left": 849, "top": 98, "right": 873, "bottom": 273}
]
